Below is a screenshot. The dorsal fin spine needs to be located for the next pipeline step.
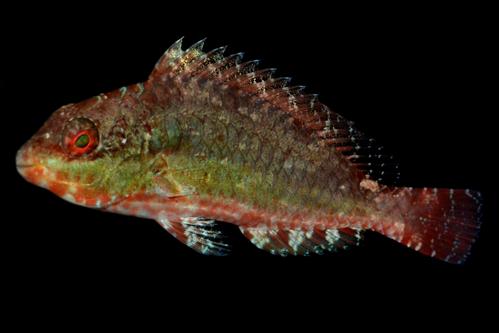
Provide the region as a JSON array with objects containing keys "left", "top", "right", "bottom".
[
  {"left": 186, "top": 38, "right": 207, "bottom": 53},
  {"left": 155, "top": 37, "right": 184, "bottom": 69}
]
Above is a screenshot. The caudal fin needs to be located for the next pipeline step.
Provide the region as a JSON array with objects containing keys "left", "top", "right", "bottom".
[{"left": 374, "top": 187, "right": 483, "bottom": 264}]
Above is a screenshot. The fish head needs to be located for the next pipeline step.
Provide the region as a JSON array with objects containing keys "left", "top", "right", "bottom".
[{"left": 16, "top": 94, "right": 152, "bottom": 209}]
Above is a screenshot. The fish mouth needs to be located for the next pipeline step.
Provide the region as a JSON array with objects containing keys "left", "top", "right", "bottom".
[
  {"left": 16, "top": 164, "right": 35, "bottom": 169},
  {"left": 16, "top": 146, "right": 34, "bottom": 169},
  {"left": 16, "top": 163, "right": 40, "bottom": 181},
  {"left": 16, "top": 146, "right": 45, "bottom": 185},
  {"left": 16, "top": 162, "right": 47, "bottom": 185}
]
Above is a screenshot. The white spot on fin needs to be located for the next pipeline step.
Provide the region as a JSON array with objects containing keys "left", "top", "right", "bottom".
[{"left": 159, "top": 217, "right": 231, "bottom": 256}]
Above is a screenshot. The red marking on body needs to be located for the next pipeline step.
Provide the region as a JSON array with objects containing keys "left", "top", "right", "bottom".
[
  {"left": 54, "top": 171, "right": 65, "bottom": 181},
  {"left": 85, "top": 197, "right": 97, "bottom": 206},
  {"left": 24, "top": 166, "right": 45, "bottom": 184},
  {"left": 48, "top": 181, "right": 68, "bottom": 197},
  {"left": 109, "top": 193, "right": 368, "bottom": 232},
  {"left": 74, "top": 190, "right": 86, "bottom": 204},
  {"left": 99, "top": 194, "right": 111, "bottom": 205},
  {"left": 121, "top": 201, "right": 131, "bottom": 210}
]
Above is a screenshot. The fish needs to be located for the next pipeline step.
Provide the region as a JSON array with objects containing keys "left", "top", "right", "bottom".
[{"left": 16, "top": 37, "right": 482, "bottom": 263}]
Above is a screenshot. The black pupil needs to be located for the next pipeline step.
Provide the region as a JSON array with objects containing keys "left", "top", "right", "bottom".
[{"left": 75, "top": 134, "right": 90, "bottom": 148}]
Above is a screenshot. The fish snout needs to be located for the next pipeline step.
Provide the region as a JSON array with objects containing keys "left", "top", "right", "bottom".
[
  {"left": 16, "top": 144, "right": 45, "bottom": 184},
  {"left": 16, "top": 145, "right": 31, "bottom": 168}
]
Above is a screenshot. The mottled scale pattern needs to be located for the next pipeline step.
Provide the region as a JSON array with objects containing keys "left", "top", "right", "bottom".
[{"left": 147, "top": 67, "right": 371, "bottom": 217}]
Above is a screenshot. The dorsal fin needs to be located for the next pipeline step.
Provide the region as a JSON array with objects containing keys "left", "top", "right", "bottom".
[
  {"left": 317, "top": 109, "right": 400, "bottom": 184},
  {"left": 148, "top": 38, "right": 400, "bottom": 184}
]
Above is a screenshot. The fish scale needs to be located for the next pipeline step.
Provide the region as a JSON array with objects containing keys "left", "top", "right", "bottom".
[
  {"left": 163, "top": 96, "right": 362, "bottom": 215},
  {"left": 16, "top": 38, "right": 482, "bottom": 262}
]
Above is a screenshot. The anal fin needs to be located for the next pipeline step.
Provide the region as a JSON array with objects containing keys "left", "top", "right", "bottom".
[
  {"left": 240, "top": 225, "right": 362, "bottom": 256},
  {"left": 157, "top": 217, "right": 231, "bottom": 256}
]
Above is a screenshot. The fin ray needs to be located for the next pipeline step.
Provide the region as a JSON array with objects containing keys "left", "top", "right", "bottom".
[
  {"left": 374, "top": 187, "right": 482, "bottom": 264},
  {"left": 240, "top": 225, "right": 362, "bottom": 256},
  {"left": 156, "top": 216, "right": 232, "bottom": 256}
]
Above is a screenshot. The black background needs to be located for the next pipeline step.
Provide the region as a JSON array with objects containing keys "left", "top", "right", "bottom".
[{"left": 2, "top": 3, "right": 496, "bottom": 313}]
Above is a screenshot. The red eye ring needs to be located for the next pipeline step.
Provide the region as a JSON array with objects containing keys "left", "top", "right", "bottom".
[{"left": 70, "top": 130, "right": 96, "bottom": 154}]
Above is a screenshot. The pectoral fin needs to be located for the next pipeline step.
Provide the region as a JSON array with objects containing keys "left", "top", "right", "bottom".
[
  {"left": 152, "top": 173, "right": 197, "bottom": 198},
  {"left": 157, "top": 216, "right": 232, "bottom": 256}
]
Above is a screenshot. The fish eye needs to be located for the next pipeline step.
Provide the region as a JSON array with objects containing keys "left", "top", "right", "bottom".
[
  {"left": 62, "top": 117, "right": 99, "bottom": 156},
  {"left": 75, "top": 132, "right": 90, "bottom": 148}
]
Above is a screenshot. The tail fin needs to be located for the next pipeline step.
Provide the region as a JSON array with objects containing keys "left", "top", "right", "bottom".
[{"left": 374, "top": 187, "right": 483, "bottom": 264}]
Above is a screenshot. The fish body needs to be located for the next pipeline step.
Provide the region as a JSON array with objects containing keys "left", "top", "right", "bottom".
[{"left": 16, "top": 38, "right": 482, "bottom": 262}]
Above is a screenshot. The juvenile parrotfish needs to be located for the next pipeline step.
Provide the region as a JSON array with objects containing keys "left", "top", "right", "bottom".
[{"left": 16, "top": 38, "right": 482, "bottom": 262}]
